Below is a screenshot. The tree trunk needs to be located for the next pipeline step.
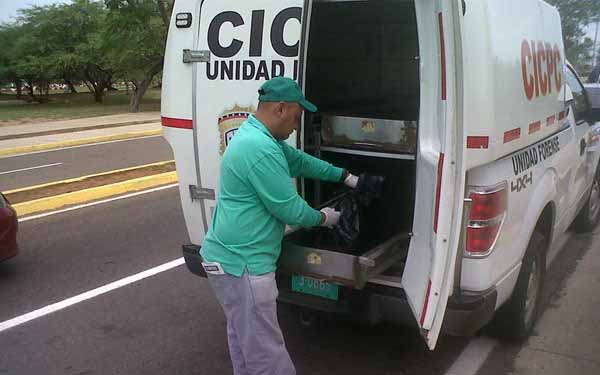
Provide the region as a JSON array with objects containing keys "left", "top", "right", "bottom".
[
  {"left": 129, "top": 88, "right": 144, "bottom": 113},
  {"left": 129, "top": 59, "right": 164, "bottom": 112},
  {"left": 15, "top": 80, "right": 22, "bottom": 98},
  {"left": 83, "top": 81, "right": 94, "bottom": 94},
  {"left": 83, "top": 67, "right": 106, "bottom": 103},
  {"left": 93, "top": 86, "right": 104, "bottom": 103},
  {"left": 129, "top": 80, "right": 141, "bottom": 113},
  {"left": 157, "top": 0, "right": 172, "bottom": 28},
  {"left": 86, "top": 80, "right": 103, "bottom": 103},
  {"left": 27, "top": 80, "right": 35, "bottom": 98},
  {"left": 65, "top": 80, "right": 77, "bottom": 93}
]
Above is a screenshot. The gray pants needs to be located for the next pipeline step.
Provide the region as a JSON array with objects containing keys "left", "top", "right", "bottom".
[{"left": 207, "top": 270, "right": 296, "bottom": 375}]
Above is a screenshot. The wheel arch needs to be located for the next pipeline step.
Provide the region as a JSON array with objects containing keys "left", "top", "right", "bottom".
[{"left": 533, "top": 202, "right": 555, "bottom": 253}]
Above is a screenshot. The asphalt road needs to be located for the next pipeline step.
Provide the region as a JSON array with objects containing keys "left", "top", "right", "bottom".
[
  {"left": 0, "top": 185, "right": 596, "bottom": 375},
  {"left": 0, "top": 187, "right": 475, "bottom": 375},
  {"left": 0, "top": 135, "right": 172, "bottom": 191}
]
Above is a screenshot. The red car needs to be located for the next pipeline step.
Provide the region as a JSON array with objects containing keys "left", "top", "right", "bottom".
[{"left": 0, "top": 192, "right": 18, "bottom": 262}]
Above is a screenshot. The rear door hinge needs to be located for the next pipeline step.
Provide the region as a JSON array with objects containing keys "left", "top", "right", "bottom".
[{"left": 183, "top": 49, "right": 211, "bottom": 63}]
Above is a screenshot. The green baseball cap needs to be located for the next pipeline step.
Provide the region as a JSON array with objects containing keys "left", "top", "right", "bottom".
[{"left": 258, "top": 77, "right": 318, "bottom": 113}]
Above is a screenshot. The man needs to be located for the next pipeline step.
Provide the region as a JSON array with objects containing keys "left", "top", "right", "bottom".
[{"left": 200, "top": 76, "right": 359, "bottom": 375}]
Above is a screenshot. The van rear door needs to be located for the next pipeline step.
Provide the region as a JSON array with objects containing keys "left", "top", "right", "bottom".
[
  {"left": 190, "top": 0, "right": 304, "bottom": 239},
  {"left": 400, "top": 0, "right": 464, "bottom": 350}
]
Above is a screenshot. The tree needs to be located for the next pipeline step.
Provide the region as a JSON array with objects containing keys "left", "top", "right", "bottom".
[
  {"left": 45, "top": 0, "right": 113, "bottom": 103},
  {"left": 103, "top": 0, "right": 173, "bottom": 112},
  {"left": 0, "top": 25, "right": 24, "bottom": 97},
  {"left": 546, "top": 0, "right": 600, "bottom": 75},
  {"left": 9, "top": 6, "right": 60, "bottom": 101},
  {"left": 7, "top": 1, "right": 113, "bottom": 103}
]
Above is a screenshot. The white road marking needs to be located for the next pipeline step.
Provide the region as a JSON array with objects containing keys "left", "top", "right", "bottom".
[
  {"left": 444, "top": 336, "right": 497, "bottom": 375},
  {"left": 0, "top": 257, "right": 185, "bottom": 334},
  {"left": 0, "top": 135, "right": 162, "bottom": 159},
  {"left": 0, "top": 162, "right": 63, "bottom": 175},
  {"left": 18, "top": 183, "right": 179, "bottom": 222}
]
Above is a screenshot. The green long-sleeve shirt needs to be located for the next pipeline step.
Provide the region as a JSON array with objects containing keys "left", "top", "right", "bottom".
[{"left": 200, "top": 115, "right": 343, "bottom": 277}]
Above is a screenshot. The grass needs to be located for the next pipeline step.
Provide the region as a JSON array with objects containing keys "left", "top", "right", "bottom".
[{"left": 0, "top": 88, "right": 161, "bottom": 124}]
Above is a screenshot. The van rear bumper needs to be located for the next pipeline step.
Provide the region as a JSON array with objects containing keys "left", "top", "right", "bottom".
[
  {"left": 184, "top": 242, "right": 496, "bottom": 334},
  {"left": 276, "top": 272, "right": 414, "bottom": 326},
  {"left": 443, "top": 287, "right": 497, "bottom": 336}
]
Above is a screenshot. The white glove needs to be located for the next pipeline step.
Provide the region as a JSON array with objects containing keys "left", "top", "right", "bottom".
[
  {"left": 320, "top": 207, "right": 341, "bottom": 228},
  {"left": 344, "top": 173, "right": 359, "bottom": 189}
]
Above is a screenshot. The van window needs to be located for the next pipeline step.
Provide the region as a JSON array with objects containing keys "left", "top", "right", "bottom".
[{"left": 565, "top": 67, "right": 588, "bottom": 124}]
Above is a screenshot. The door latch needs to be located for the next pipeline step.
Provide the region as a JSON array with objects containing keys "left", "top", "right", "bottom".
[
  {"left": 183, "top": 49, "right": 211, "bottom": 63},
  {"left": 189, "top": 185, "right": 215, "bottom": 201}
]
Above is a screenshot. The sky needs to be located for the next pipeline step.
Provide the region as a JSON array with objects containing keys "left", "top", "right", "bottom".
[
  {"left": 0, "top": 0, "right": 70, "bottom": 24},
  {"left": 0, "top": 0, "right": 598, "bottom": 41}
]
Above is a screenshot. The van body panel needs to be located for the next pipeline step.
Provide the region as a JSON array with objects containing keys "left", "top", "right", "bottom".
[
  {"left": 461, "top": 0, "right": 565, "bottom": 169},
  {"left": 461, "top": 126, "right": 572, "bottom": 292},
  {"left": 162, "top": 0, "right": 204, "bottom": 243},
  {"left": 164, "top": 0, "right": 307, "bottom": 257},
  {"left": 401, "top": 0, "right": 463, "bottom": 349}
]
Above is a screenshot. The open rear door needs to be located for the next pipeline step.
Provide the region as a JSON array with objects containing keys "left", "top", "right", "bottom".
[
  {"left": 189, "top": 0, "right": 304, "bottom": 241},
  {"left": 401, "top": 0, "right": 465, "bottom": 350}
]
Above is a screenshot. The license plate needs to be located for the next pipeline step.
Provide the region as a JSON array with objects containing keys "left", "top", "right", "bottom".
[{"left": 291, "top": 275, "right": 339, "bottom": 301}]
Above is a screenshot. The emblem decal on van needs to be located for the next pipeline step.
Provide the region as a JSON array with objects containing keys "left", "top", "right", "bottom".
[{"left": 218, "top": 105, "right": 254, "bottom": 155}]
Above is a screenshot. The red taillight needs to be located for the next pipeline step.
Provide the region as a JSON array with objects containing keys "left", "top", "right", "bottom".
[
  {"left": 466, "top": 222, "right": 502, "bottom": 254},
  {"left": 465, "top": 184, "right": 508, "bottom": 256},
  {"left": 468, "top": 189, "right": 507, "bottom": 221}
]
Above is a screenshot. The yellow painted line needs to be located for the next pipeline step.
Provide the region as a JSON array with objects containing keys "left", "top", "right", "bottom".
[
  {"left": 0, "top": 129, "right": 162, "bottom": 157},
  {"left": 5, "top": 160, "right": 175, "bottom": 195},
  {"left": 14, "top": 171, "right": 178, "bottom": 217}
]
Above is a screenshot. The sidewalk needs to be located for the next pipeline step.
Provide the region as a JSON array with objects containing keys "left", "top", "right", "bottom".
[
  {"left": 0, "top": 122, "right": 161, "bottom": 151},
  {"left": 511, "top": 230, "right": 600, "bottom": 374},
  {"left": 0, "top": 112, "right": 160, "bottom": 138},
  {"left": 0, "top": 113, "right": 162, "bottom": 156}
]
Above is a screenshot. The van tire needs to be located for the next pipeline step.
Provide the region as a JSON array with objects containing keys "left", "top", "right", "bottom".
[
  {"left": 574, "top": 171, "right": 600, "bottom": 232},
  {"left": 489, "top": 232, "right": 546, "bottom": 340}
]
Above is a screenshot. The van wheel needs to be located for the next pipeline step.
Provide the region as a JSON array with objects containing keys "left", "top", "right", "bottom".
[
  {"left": 489, "top": 232, "right": 546, "bottom": 340},
  {"left": 575, "top": 172, "right": 600, "bottom": 232}
]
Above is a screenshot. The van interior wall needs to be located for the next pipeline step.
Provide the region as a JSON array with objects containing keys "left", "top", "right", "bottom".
[{"left": 305, "top": 0, "right": 419, "bottom": 120}]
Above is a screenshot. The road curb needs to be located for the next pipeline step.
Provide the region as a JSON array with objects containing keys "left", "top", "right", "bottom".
[
  {"left": 13, "top": 171, "right": 178, "bottom": 217},
  {"left": 0, "top": 129, "right": 162, "bottom": 157}
]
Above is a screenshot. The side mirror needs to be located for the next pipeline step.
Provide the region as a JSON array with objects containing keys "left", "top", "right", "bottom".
[{"left": 584, "top": 84, "right": 600, "bottom": 123}]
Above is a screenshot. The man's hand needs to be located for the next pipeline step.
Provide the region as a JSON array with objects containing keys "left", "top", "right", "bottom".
[
  {"left": 320, "top": 207, "right": 341, "bottom": 228},
  {"left": 342, "top": 170, "right": 385, "bottom": 194},
  {"left": 343, "top": 172, "right": 359, "bottom": 189}
]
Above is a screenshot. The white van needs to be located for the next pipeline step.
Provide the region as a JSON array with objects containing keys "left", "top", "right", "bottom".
[{"left": 161, "top": 0, "right": 600, "bottom": 350}]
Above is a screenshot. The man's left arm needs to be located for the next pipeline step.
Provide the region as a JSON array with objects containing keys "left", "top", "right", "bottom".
[{"left": 280, "top": 142, "right": 345, "bottom": 182}]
